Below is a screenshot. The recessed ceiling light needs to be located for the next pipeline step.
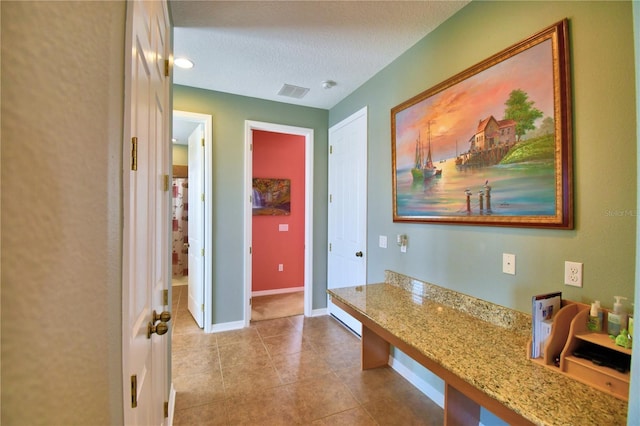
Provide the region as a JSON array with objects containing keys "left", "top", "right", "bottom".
[{"left": 174, "top": 58, "right": 194, "bottom": 69}]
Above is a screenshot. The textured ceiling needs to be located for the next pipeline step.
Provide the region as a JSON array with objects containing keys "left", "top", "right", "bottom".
[{"left": 170, "top": 0, "right": 469, "bottom": 112}]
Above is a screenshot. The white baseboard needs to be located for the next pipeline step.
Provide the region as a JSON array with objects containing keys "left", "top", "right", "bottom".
[
  {"left": 389, "top": 355, "right": 445, "bottom": 409},
  {"left": 166, "top": 383, "right": 176, "bottom": 426},
  {"left": 210, "top": 320, "right": 245, "bottom": 333},
  {"left": 252, "top": 286, "right": 304, "bottom": 297},
  {"left": 310, "top": 308, "right": 327, "bottom": 317}
]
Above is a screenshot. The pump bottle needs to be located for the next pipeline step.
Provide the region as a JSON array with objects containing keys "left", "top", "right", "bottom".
[
  {"left": 607, "top": 296, "right": 628, "bottom": 336},
  {"left": 588, "top": 301, "right": 603, "bottom": 332}
]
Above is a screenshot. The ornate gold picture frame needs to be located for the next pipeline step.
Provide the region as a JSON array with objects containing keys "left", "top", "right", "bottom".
[{"left": 391, "top": 20, "right": 573, "bottom": 229}]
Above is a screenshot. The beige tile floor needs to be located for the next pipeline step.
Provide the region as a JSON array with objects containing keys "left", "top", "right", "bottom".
[{"left": 171, "top": 285, "right": 444, "bottom": 425}]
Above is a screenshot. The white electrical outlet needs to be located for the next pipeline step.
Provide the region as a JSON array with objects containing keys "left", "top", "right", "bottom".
[
  {"left": 379, "top": 235, "right": 387, "bottom": 248},
  {"left": 502, "top": 253, "right": 516, "bottom": 275},
  {"left": 278, "top": 264, "right": 284, "bottom": 272},
  {"left": 564, "top": 261, "right": 582, "bottom": 287}
]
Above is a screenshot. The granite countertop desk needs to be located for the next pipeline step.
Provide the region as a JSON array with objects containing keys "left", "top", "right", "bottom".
[{"left": 327, "top": 272, "right": 628, "bottom": 426}]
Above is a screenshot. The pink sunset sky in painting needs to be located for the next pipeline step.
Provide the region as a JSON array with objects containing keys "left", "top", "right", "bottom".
[{"left": 394, "top": 39, "right": 555, "bottom": 168}]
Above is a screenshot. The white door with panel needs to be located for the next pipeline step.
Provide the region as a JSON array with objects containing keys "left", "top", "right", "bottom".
[
  {"left": 327, "top": 107, "right": 368, "bottom": 335},
  {"left": 123, "top": 1, "right": 171, "bottom": 425},
  {"left": 188, "top": 124, "right": 205, "bottom": 328}
]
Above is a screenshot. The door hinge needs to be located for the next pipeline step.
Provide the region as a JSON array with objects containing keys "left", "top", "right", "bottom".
[
  {"left": 329, "top": 243, "right": 332, "bottom": 252},
  {"left": 201, "top": 304, "right": 204, "bottom": 312},
  {"left": 250, "top": 143, "right": 253, "bottom": 151},
  {"left": 163, "top": 289, "right": 169, "bottom": 305},
  {"left": 249, "top": 246, "right": 252, "bottom": 254},
  {"left": 163, "top": 174, "right": 170, "bottom": 191},
  {"left": 164, "top": 401, "right": 169, "bottom": 418},
  {"left": 164, "top": 59, "right": 170, "bottom": 77},
  {"left": 131, "top": 375, "right": 137, "bottom": 408},
  {"left": 201, "top": 193, "right": 205, "bottom": 202},
  {"left": 329, "top": 194, "right": 332, "bottom": 203},
  {"left": 330, "top": 145, "right": 333, "bottom": 154},
  {"left": 201, "top": 137, "right": 205, "bottom": 147},
  {"left": 249, "top": 297, "right": 252, "bottom": 306},
  {"left": 249, "top": 195, "right": 253, "bottom": 203},
  {"left": 201, "top": 248, "right": 204, "bottom": 256},
  {"left": 131, "top": 137, "right": 138, "bottom": 171}
]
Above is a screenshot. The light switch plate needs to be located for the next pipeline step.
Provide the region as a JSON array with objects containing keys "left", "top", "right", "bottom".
[{"left": 379, "top": 235, "right": 387, "bottom": 248}]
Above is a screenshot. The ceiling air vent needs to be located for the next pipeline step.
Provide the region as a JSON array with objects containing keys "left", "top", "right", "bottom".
[{"left": 277, "top": 84, "right": 310, "bottom": 99}]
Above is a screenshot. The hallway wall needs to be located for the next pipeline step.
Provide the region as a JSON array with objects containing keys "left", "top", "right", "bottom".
[{"left": 1, "top": 2, "right": 125, "bottom": 423}]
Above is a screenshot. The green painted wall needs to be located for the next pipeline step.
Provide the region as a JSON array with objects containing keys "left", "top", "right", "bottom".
[
  {"left": 173, "top": 86, "right": 328, "bottom": 323},
  {"left": 331, "top": 0, "right": 637, "bottom": 314},
  {"left": 172, "top": 144, "right": 188, "bottom": 166}
]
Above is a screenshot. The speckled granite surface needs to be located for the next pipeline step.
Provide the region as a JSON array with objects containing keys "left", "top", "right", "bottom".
[
  {"left": 328, "top": 272, "right": 628, "bottom": 426},
  {"left": 384, "top": 270, "right": 531, "bottom": 334}
]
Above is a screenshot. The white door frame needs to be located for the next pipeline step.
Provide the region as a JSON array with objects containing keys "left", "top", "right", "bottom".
[
  {"left": 173, "top": 110, "right": 213, "bottom": 333},
  {"left": 243, "top": 121, "right": 314, "bottom": 325}
]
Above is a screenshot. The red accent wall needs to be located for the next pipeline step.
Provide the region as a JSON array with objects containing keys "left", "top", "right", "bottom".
[{"left": 252, "top": 130, "right": 305, "bottom": 293}]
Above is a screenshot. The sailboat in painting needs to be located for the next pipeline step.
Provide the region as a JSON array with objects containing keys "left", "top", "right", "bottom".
[{"left": 411, "top": 123, "right": 440, "bottom": 182}]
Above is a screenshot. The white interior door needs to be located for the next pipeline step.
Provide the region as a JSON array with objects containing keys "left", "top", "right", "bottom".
[
  {"left": 188, "top": 124, "right": 204, "bottom": 328},
  {"left": 327, "top": 107, "right": 368, "bottom": 335},
  {"left": 123, "top": 1, "right": 171, "bottom": 425}
]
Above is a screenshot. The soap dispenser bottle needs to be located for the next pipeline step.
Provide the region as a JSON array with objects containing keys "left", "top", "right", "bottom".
[
  {"left": 588, "top": 301, "right": 603, "bottom": 332},
  {"left": 607, "top": 296, "right": 628, "bottom": 336}
]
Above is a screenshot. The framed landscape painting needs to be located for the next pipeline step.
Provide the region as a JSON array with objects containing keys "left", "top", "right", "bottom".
[
  {"left": 391, "top": 20, "right": 573, "bottom": 229},
  {"left": 252, "top": 178, "right": 291, "bottom": 216}
]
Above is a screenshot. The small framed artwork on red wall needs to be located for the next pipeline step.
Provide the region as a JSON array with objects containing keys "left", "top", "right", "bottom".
[{"left": 252, "top": 178, "right": 291, "bottom": 216}]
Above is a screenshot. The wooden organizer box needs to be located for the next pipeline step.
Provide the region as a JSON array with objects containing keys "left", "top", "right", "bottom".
[{"left": 527, "top": 300, "right": 632, "bottom": 401}]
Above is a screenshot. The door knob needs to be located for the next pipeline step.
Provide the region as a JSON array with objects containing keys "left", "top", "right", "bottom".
[
  {"left": 183, "top": 243, "right": 190, "bottom": 248},
  {"left": 152, "top": 310, "right": 171, "bottom": 324},
  {"left": 355, "top": 251, "right": 363, "bottom": 257},
  {"left": 147, "top": 321, "right": 169, "bottom": 338},
  {"left": 147, "top": 310, "right": 171, "bottom": 338}
]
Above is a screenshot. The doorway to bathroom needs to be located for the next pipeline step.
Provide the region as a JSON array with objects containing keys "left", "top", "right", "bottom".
[
  {"left": 243, "top": 121, "right": 314, "bottom": 325},
  {"left": 172, "top": 110, "right": 213, "bottom": 331}
]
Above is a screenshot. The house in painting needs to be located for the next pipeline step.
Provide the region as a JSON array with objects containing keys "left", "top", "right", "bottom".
[
  {"left": 474, "top": 116, "right": 499, "bottom": 151},
  {"left": 459, "top": 115, "right": 519, "bottom": 167},
  {"left": 497, "top": 119, "right": 517, "bottom": 144},
  {"left": 473, "top": 115, "right": 517, "bottom": 152}
]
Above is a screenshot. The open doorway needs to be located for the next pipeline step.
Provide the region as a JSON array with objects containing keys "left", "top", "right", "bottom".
[
  {"left": 243, "top": 121, "right": 314, "bottom": 326},
  {"left": 172, "top": 110, "right": 213, "bottom": 332},
  {"left": 251, "top": 131, "right": 305, "bottom": 321}
]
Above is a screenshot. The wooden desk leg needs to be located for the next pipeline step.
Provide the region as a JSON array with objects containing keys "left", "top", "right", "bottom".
[
  {"left": 445, "top": 383, "right": 480, "bottom": 426},
  {"left": 361, "top": 325, "right": 390, "bottom": 370}
]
